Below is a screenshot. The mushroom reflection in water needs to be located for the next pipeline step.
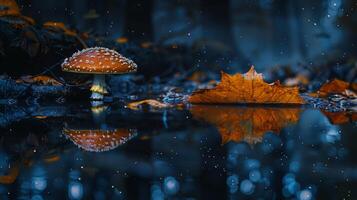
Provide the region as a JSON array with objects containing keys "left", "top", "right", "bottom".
[
  {"left": 61, "top": 47, "right": 137, "bottom": 103},
  {"left": 63, "top": 129, "right": 137, "bottom": 152}
]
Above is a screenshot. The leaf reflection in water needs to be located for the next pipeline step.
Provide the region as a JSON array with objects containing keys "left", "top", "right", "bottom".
[
  {"left": 63, "top": 128, "right": 137, "bottom": 152},
  {"left": 322, "top": 111, "right": 357, "bottom": 125},
  {"left": 190, "top": 105, "right": 302, "bottom": 145}
]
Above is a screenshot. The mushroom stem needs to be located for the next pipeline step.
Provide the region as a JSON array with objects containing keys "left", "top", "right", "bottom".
[
  {"left": 91, "top": 105, "right": 108, "bottom": 129},
  {"left": 90, "top": 74, "right": 108, "bottom": 100}
]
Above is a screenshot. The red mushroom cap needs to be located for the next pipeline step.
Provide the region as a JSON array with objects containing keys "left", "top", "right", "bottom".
[
  {"left": 61, "top": 47, "right": 137, "bottom": 74},
  {"left": 63, "top": 128, "right": 136, "bottom": 152}
]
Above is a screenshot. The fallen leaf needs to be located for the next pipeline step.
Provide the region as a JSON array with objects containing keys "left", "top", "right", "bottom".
[
  {"left": 43, "top": 21, "right": 77, "bottom": 36},
  {"left": 0, "top": 0, "right": 35, "bottom": 28},
  {"left": 189, "top": 66, "right": 305, "bottom": 104},
  {"left": 63, "top": 129, "right": 137, "bottom": 152},
  {"left": 17, "top": 75, "right": 62, "bottom": 86},
  {"left": 0, "top": 0, "right": 20, "bottom": 17},
  {"left": 190, "top": 105, "right": 301, "bottom": 145},
  {"left": 127, "top": 99, "right": 172, "bottom": 110},
  {"left": 313, "top": 79, "right": 357, "bottom": 98}
]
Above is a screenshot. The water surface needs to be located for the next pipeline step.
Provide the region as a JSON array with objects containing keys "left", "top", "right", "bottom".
[{"left": 0, "top": 104, "right": 356, "bottom": 199}]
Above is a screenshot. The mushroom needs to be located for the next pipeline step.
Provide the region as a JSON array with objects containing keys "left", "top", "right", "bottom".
[
  {"left": 61, "top": 47, "right": 137, "bottom": 101},
  {"left": 63, "top": 128, "right": 137, "bottom": 152}
]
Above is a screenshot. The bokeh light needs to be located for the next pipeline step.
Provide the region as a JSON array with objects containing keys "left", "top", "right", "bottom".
[
  {"left": 68, "top": 182, "right": 84, "bottom": 200},
  {"left": 298, "top": 189, "right": 313, "bottom": 200},
  {"left": 240, "top": 179, "right": 255, "bottom": 195},
  {"left": 163, "top": 176, "right": 180, "bottom": 195}
]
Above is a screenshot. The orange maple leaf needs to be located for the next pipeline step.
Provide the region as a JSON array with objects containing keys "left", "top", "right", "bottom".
[
  {"left": 190, "top": 105, "right": 301, "bottom": 145},
  {"left": 189, "top": 66, "right": 305, "bottom": 104}
]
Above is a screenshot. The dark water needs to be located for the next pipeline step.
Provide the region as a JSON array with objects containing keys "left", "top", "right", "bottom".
[{"left": 0, "top": 104, "right": 356, "bottom": 200}]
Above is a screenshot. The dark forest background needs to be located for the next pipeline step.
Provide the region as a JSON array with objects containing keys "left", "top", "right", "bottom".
[{"left": 15, "top": 0, "right": 357, "bottom": 71}]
